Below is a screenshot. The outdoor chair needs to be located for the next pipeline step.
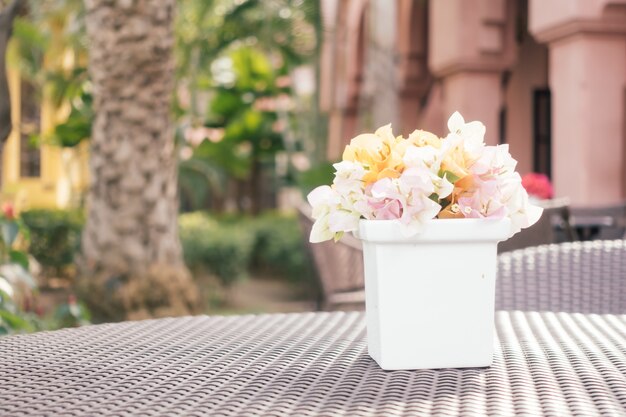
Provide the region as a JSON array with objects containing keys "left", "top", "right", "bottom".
[
  {"left": 498, "top": 197, "right": 574, "bottom": 253},
  {"left": 569, "top": 200, "right": 626, "bottom": 240},
  {"left": 298, "top": 205, "right": 365, "bottom": 310},
  {"left": 496, "top": 239, "right": 626, "bottom": 314}
]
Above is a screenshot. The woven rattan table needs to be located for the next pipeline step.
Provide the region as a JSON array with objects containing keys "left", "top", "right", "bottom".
[{"left": 1, "top": 311, "right": 625, "bottom": 416}]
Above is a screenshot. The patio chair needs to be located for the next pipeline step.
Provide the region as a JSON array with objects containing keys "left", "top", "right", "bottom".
[
  {"left": 498, "top": 197, "right": 574, "bottom": 253},
  {"left": 496, "top": 239, "right": 626, "bottom": 314},
  {"left": 569, "top": 200, "right": 626, "bottom": 240},
  {"left": 297, "top": 205, "right": 365, "bottom": 310}
]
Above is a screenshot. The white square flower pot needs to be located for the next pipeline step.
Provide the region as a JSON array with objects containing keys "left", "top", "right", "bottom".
[{"left": 355, "top": 218, "right": 511, "bottom": 370}]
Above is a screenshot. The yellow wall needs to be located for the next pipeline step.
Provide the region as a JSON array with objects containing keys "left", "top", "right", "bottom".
[{"left": 1, "top": 64, "right": 89, "bottom": 210}]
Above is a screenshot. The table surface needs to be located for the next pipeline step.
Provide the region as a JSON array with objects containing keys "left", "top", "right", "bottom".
[{"left": 1, "top": 311, "right": 626, "bottom": 417}]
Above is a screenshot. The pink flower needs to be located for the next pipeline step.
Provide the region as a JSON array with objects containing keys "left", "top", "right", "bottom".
[
  {"left": 457, "top": 176, "right": 506, "bottom": 219},
  {"left": 367, "top": 174, "right": 442, "bottom": 234},
  {"left": 521, "top": 173, "right": 553, "bottom": 200},
  {"left": 2, "top": 203, "right": 15, "bottom": 220},
  {"left": 369, "top": 178, "right": 404, "bottom": 220},
  {"left": 369, "top": 198, "right": 403, "bottom": 220}
]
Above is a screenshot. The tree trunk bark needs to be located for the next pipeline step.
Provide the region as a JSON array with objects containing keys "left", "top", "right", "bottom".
[
  {"left": 80, "top": 0, "right": 199, "bottom": 320},
  {"left": 249, "top": 157, "right": 261, "bottom": 215},
  {"left": 0, "top": 0, "right": 22, "bottom": 144}
]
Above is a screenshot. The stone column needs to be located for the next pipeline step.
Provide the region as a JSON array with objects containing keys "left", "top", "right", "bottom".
[
  {"left": 529, "top": 0, "right": 626, "bottom": 205},
  {"left": 440, "top": 72, "right": 502, "bottom": 144},
  {"left": 428, "top": 0, "right": 515, "bottom": 144}
]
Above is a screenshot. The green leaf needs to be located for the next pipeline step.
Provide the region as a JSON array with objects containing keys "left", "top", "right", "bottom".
[
  {"left": 210, "top": 89, "right": 244, "bottom": 116},
  {"left": 9, "top": 250, "right": 29, "bottom": 270},
  {"left": 0, "top": 310, "right": 34, "bottom": 333},
  {"left": 439, "top": 170, "right": 461, "bottom": 184},
  {"left": 1, "top": 221, "right": 19, "bottom": 247}
]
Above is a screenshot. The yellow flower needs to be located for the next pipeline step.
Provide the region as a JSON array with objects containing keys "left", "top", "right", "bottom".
[
  {"left": 342, "top": 124, "right": 405, "bottom": 185},
  {"left": 406, "top": 129, "right": 441, "bottom": 148},
  {"left": 440, "top": 137, "right": 472, "bottom": 179}
]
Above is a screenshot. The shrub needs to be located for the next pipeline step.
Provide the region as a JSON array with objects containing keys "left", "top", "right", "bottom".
[
  {"left": 179, "top": 212, "right": 255, "bottom": 287},
  {"left": 179, "top": 211, "right": 314, "bottom": 287},
  {"left": 295, "top": 162, "right": 336, "bottom": 196},
  {"left": 250, "top": 211, "right": 314, "bottom": 282},
  {"left": 21, "top": 209, "right": 84, "bottom": 273},
  {"left": 0, "top": 286, "right": 39, "bottom": 335}
]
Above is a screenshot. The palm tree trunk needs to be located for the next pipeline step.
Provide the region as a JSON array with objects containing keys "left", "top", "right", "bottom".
[{"left": 80, "top": 0, "right": 198, "bottom": 320}]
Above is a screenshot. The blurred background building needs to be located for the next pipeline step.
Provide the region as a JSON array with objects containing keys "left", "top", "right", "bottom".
[
  {"left": 1, "top": 0, "right": 625, "bottom": 329},
  {"left": 1, "top": 67, "right": 89, "bottom": 209},
  {"left": 320, "top": 0, "right": 626, "bottom": 205}
]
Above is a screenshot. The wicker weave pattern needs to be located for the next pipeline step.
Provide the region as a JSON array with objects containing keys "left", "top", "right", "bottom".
[
  {"left": 496, "top": 240, "right": 626, "bottom": 313},
  {"left": 1, "top": 311, "right": 625, "bottom": 416}
]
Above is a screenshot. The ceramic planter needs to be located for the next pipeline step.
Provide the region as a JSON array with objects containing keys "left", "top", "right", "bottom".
[{"left": 355, "top": 218, "right": 511, "bottom": 370}]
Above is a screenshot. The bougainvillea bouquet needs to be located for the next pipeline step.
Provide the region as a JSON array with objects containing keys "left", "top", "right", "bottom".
[{"left": 307, "top": 112, "right": 543, "bottom": 243}]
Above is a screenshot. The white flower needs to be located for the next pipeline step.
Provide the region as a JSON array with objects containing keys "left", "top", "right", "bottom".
[
  {"left": 436, "top": 174, "right": 454, "bottom": 199},
  {"left": 403, "top": 145, "right": 439, "bottom": 169},
  {"left": 307, "top": 185, "right": 338, "bottom": 219},
  {"left": 447, "top": 111, "right": 486, "bottom": 158},
  {"left": 332, "top": 160, "right": 365, "bottom": 195},
  {"left": 328, "top": 210, "right": 361, "bottom": 233},
  {"left": 374, "top": 123, "right": 396, "bottom": 143},
  {"left": 307, "top": 164, "right": 366, "bottom": 242},
  {"left": 471, "top": 144, "right": 517, "bottom": 176},
  {"left": 367, "top": 168, "right": 442, "bottom": 236},
  {"left": 309, "top": 213, "right": 334, "bottom": 243},
  {"left": 496, "top": 172, "right": 544, "bottom": 236}
]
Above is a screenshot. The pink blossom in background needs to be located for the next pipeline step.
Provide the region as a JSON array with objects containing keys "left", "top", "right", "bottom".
[
  {"left": 521, "top": 173, "right": 554, "bottom": 200},
  {"left": 2, "top": 202, "right": 15, "bottom": 220}
]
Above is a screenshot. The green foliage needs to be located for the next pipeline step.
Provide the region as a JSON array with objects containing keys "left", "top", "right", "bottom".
[
  {"left": 0, "top": 220, "right": 19, "bottom": 249},
  {"left": 9, "top": 0, "right": 91, "bottom": 147},
  {"left": 179, "top": 211, "right": 313, "bottom": 287},
  {"left": 175, "top": 0, "right": 321, "bottom": 214},
  {"left": 0, "top": 288, "right": 38, "bottom": 336},
  {"left": 52, "top": 297, "right": 91, "bottom": 328},
  {"left": 21, "top": 209, "right": 84, "bottom": 270},
  {"left": 179, "top": 212, "right": 255, "bottom": 287},
  {"left": 0, "top": 208, "right": 30, "bottom": 270},
  {"left": 179, "top": 158, "right": 226, "bottom": 211},
  {"left": 295, "top": 161, "right": 336, "bottom": 196},
  {"left": 194, "top": 46, "right": 284, "bottom": 181},
  {"left": 0, "top": 285, "right": 91, "bottom": 337},
  {"left": 49, "top": 91, "right": 93, "bottom": 147},
  {"left": 8, "top": 250, "right": 29, "bottom": 270},
  {"left": 250, "top": 211, "right": 313, "bottom": 282},
  {"left": 439, "top": 169, "right": 461, "bottom": 184},
  {"left": 9, "top": 17, "right": 48, "bottom": 81},
  {"left": 175, "top": 0, "right": 317, "bottom": 88}
]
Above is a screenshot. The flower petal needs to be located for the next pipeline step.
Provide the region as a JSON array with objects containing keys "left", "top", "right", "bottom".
[
  {"left": 309, "top": 214, "right": 335, "bottom": 243},
  {"left": 447, "top": 111, "right": 465, "bottom": 134}
]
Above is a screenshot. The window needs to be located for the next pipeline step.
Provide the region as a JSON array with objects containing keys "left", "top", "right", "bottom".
[
  {"left": 533, "top": 89, "right": 551, "bottom": 178},
  {"left": 499, "top": 106, "right": 507, "bottom": 145}
]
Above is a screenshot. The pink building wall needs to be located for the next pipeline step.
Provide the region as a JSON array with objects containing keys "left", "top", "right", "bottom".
[
  {"left": 529, "top": 0, "right": 626, "bottom": 205},
  {"left": 548, "top": 34, "right": 626, "bottom": 204},
  {"left": 505, "top": 33, "right": 549, "bottom": 175},
  {"left": 320, "top": 0, "right": 626, "bottom": 205}
]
